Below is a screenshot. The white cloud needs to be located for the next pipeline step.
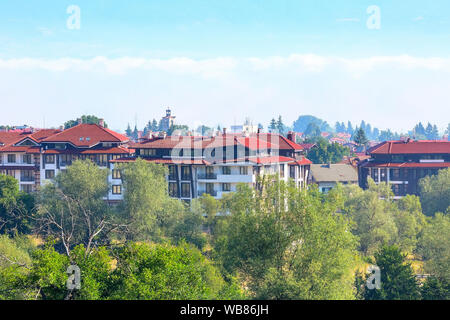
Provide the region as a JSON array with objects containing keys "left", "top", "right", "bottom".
[
  {"left": 413, "top": 16, "right": 424, "bottom": 21},
  {"left": 1, "top": 54, "right": 449, "bottom": 133},
  {"left": 1, "top": 55, "right": 450, "bottom": 77}
]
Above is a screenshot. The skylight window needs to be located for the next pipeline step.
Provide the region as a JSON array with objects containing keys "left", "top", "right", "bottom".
[
  {"left": 79, "top": 137, "right": 84, "bottom": 141},
  {"left": 86, "top": 137, "right": 91, "bottom": 141}
]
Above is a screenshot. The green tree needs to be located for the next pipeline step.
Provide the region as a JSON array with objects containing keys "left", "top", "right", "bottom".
[
  {"left": 64, "top": 115, "right": 107, "bottom": 129},
  {"left": 304, "top": 122, "right": 321, "bottom": 138},
  {"left": 35, "top": 160, "right": 115, "bottom": 256},
  {"left": 116, "top": 158, "right": 174, "bottom": 241},
  {"left": 393, "top": 195, "right": 427, "bottom": 252},
  {"left": 168, "top": 200, "right": 207, "bottom": 250},
  {"left": 276, "top": 115, "right": 285, "bottom": 135},
  {"left": 420, "top": 276, "right": 450, "bottom": 300},
  {"left": 419, "top": 168, "right": 450, "bottom": 216},
  {"left": 364, "top": 245, "right": 420, "bottom": 300},
  {"left": 417, "top": 213, "right": 450, "bottom": 282},
  {"left": 0, "top": 235, "right": 36, "bottom": 299},
  {"left": 269, "top": 118, "right": 277, "bottom": 132},
  {"left": 306, "top": 137, "right": 350, "bottom": 164},
  {"left": 0, "top": 174, "right": 34, "bottom": 235},
  {"left": 340, "top": 181, "right": 398, "bottom": 255},
  {"left": 125, "top": 123, "right": 132, "bottom": 136},
  {"left": 353, "top": 127, "right": 369, "bottom": 146},
  {"left": 215, "top": 178, "right": 357, "bottom": 299},
  {"left": 107, "top": 242, "right": 241, "bottom": 300}
]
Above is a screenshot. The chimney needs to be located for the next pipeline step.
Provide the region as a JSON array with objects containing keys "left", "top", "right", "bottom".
[
  {"left": 99, "top": 118, "right": 105, "bottom": 127},
  {"left": 257, "top": 127, "right": 262, "bottom": 134},
  {"left": 223, "top": 127, "right": 227, "bottom": 136},
  {"left": 287, "top": 131, "right": 295, "bottom": 142},
  {"left": 77, "top": 118, "right": 82, "bottom": 125}
]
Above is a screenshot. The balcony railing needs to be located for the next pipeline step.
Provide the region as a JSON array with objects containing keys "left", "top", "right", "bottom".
[
  {"left": 20, "top": 176, "right": 35, "bottom": 182},
  {"left": 198, "top": 190, "right": 217, "bottom": 197},
  {"left": 197, "top": 173, "right": 217, "bottom": 180}
]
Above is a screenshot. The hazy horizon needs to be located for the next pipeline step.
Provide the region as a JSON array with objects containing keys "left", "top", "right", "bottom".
[{"left": 1, "top": 1, "right": 449, "bottom": 133}]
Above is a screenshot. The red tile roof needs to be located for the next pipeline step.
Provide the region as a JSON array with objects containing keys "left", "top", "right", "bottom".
[
  {"left": 110, "top": 157, "right": 210, "bottom": 165},
  {"left": 254, "top": 133, "right": 303, "bottom": 151},
  {"left": 360, "top": 162, "right": 450, "bottom": 168},
  {"left": 368, "top": 140, "right": 450, "bottom": 155},
  {"left": 40, "top": 146, "right": 132, "bottom": 155},
  {"left": 42, "top": 124, "right": 128, "bottom": 147},
  {"left": 288, "top": 158, "right": 313, "bottom": 166}
]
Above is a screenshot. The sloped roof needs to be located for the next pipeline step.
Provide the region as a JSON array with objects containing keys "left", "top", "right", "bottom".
[
  {"left": 368, "top": 140, "right": 450, "bottom": 155},
  {"left": 310, "top": 164, "right": 358, "bottom": 183},
  {"left": 254, "top": 133, "right": 304, "bottom": 151},
  {"left": 42, "top": 124, "right": 128, "bottom": 147}
]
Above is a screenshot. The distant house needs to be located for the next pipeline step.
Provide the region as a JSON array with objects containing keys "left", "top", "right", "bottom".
[
  {"left": 329, "top": 137, "right": 346, "bottom": 145},
  {"left": 336, "top": 132, "right": 351, "bottom": 141},
  {"left": 309, "top": 163, "right": 358, "bottom": 193},
  {"left": 358, "top": 139, "right": 450, "bottom": 198},
  {"left": 299, "top": 143, "right": 317, "bottom": 153}
]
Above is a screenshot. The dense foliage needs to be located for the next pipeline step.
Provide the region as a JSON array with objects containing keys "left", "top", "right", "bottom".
[{"left": 0, "top": 162, "right": 449, "bottom": 300}]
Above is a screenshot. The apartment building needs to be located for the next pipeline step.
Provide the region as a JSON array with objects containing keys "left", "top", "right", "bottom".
[
  {"left": 0, "top": 123, "right": 132, "bottom": 200},
  {"left": 110, "top": 132, "right": 312, "bottom": 201},
  {"left": 1, "top": 123, "right": 312, "bottom": 202},
  {"left": 358, "top": 139, "right": 450, "bottom": 198}
]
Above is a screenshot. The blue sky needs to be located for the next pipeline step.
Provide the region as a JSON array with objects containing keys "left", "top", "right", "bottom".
[{"left": 0, "top": 1, "right": 449, "bottom": 133}]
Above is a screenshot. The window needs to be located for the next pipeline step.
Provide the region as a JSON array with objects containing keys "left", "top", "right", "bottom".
[
  {"left": 112, "top": 169, "right": 121, "bottom": 179},
  {"left": 321, "top": 187, "right": 333, "bottom": 194},
  {"left": 141, "top": 149, "right": 157, "bottom": 156},
  {"left": 222, "top": 183, "right": 231, "bottom": 192},
  {"left": 181, "top": 183, "right": 191, "bottom": 198},
  {"left": 22, "top": 185, "right": 33, "bottom": 193},
  {"left": 23, "top": 154, "right": 32, "bottom": 164},
  {"left": 239, "top": 167, "right": 248, "bottom": 175},
  {"left": 391, "top": 169, "right": 401, "bottom": 180},
  {"left": 206, "top": 183, "right": 215, "bottom": 194},
  {"left": 391, "top": 184, "right": 404, "bottom": 196},
  {"left": 168, "top": 182, "right": 178, "bottom": 197},
  {"left": 290, "top": 166, "right": 296, "bottom": 179},
  {"left": 20, "top": 170, "right": 33, "bottom": 181},
  {"left": 392, "top": 155, "right": 404, "bottom": 163},
  {"left": 112, "top": 185, "right": 122, "bottom": 195},
  {"left": 60, "top": 154, "right": 72, "bottom": 166},
  {"left": 181, "top": 166, "right": 191, "bottom": 180},
  {"left": 45, "top": 155, "right": 55, "bottom": 164},
  {"left": 168, "top": 165, "right": 177, "bottom": 180},
  {"left": 7, "top": 154, "right": 16, "bottom": 163},
  {"left": 45, "top": 170, "right": 55, "bottom": 179},
  {"left": 222, "top": 166, "right": 231, "bottom": 175},
  {"left": 97, "top": 154, "right": 108, "bottom": 166},
  {"left": 280, "top": 164, "right": 285, "bottom": 177}
]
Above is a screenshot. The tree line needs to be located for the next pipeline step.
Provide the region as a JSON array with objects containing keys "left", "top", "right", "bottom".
[{"left": 0, "top": 161, "right": 449, "bottom": 300}]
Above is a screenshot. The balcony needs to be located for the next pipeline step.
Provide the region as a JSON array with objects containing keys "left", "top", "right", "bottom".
[
  {"left": 198, "top": 190, "right": 217, "bottom": 197},
  {"left": 197, "top": 173, "right": 217, "bottom": 180},
  {"left": 20, "top": 176, "right": 35, "bottom": 182}
]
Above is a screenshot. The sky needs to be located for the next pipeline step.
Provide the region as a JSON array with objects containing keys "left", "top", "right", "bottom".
[{"left": 0, "top": 0, "right": 449, "bottom": 133}]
